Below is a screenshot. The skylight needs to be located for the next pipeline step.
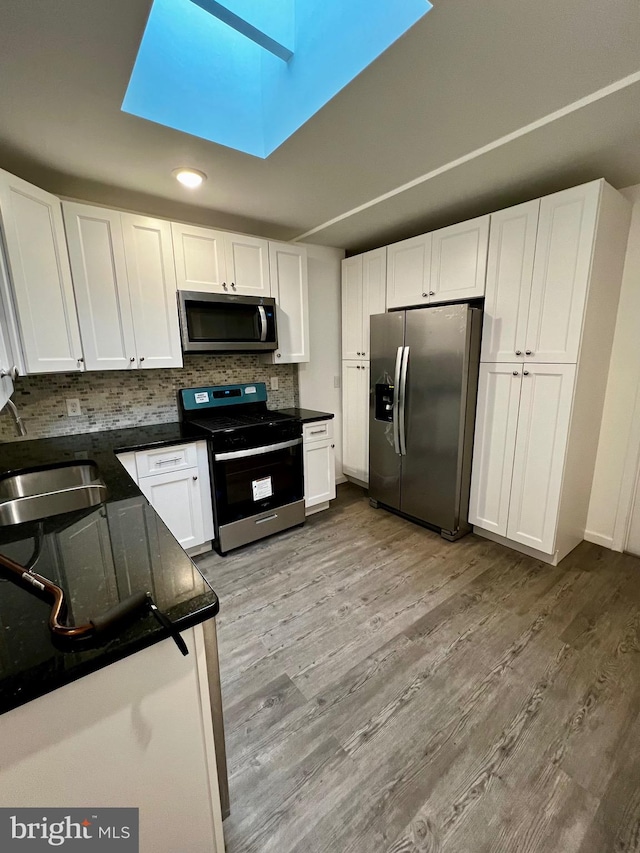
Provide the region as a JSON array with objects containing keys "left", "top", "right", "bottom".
[{"left": 122, "top": 0, "right": 433, "bottom": 159}]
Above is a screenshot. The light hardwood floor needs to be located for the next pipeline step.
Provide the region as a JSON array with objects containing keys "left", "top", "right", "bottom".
[{"left": 197, "top": 484, "right": 640, "bottom": 853}]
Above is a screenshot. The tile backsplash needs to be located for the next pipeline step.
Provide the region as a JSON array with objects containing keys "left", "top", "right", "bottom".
[{"left": 0, "top": 355, "right": 298, "bottom": 442}]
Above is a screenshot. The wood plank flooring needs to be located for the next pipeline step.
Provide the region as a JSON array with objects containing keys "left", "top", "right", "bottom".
[{"left": 196, "top": 484, "right": 640, "bottom": 853}]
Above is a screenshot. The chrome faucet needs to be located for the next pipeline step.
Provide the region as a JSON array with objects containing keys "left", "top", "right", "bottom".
[{"left": 3, "top": 398, "right": 27, "bottom": 437}]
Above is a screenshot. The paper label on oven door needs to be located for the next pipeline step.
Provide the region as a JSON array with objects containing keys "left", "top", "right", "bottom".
[
  {"left": 252, "top": 476, "right": 273, "bottom": 501},
  {"left": 194, "top": 392, "right": 209, "bottom": 404}
]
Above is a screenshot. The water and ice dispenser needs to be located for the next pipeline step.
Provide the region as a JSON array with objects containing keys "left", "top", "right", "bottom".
[{"left": 374, "top": 383, "right": 395, "bottom": 422}]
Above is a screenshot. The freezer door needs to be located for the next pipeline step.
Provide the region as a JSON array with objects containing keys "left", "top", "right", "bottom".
[
  {"left": 369, "top": 311, "right": 404, "bottom": 510},
  {"left": 401, "top": 304, "right": 475, "bottom": 532}
]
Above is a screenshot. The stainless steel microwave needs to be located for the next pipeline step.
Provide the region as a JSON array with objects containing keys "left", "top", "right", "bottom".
[{"left": 178, "top": 291, "right": 278, "bottom": 353}]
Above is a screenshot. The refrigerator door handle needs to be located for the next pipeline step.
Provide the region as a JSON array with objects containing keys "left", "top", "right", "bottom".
[
  {"left": 399, "top": 346, "right": 409, "bottom": 456},
  {"left": 392, "top": 346, "right": 403, "bottom": 455}
]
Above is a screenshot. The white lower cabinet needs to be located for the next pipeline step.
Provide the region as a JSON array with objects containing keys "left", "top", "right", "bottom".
[
  {"left": 118, "top": 442, "right": 214, "bottom": 553},
  {"left": 469, "top": 363, "right": 576, "bottom": 558},
  {"left": 342, "top": 361, "right": 369, "bottom": 483},
  {"left": 303, "top": 419, "right": 336, "bottom": 514}
]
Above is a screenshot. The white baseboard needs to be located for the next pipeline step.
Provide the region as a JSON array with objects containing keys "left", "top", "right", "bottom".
[{"left": 583, "top": 530, "right": 614, "bottom": 549}]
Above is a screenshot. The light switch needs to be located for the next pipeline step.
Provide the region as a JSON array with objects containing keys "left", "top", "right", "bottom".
[
  {"left": 66, "top": 398, "right": 82, "bottom": 417},
  {"left": 270, "top": 377, "right": 279, "bottom": 391}
]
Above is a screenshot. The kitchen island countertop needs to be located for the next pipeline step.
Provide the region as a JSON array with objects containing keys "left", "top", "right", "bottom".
[{"left": 0, "top": 422, "right": 219, "bottom": 716}]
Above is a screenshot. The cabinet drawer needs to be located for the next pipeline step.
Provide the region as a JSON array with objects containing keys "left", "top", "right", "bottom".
[
  {"left": 303, "top": 420, "right": 333, "bottom": 443},
  {"left": 135, "top": 443, "right": 198, "bottom": 477}
]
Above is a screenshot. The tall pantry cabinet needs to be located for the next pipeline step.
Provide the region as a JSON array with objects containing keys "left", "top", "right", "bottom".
[
  {"left": 469, "top": 181, "right": 631, "bottom": 564},
  {"left": 341, "top": 247, "right": 386, "bottom": 483}
]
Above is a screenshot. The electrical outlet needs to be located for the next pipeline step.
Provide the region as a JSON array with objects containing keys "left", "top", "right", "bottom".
[
  {"left": 66, "top": 398, "right": 82, "bottom": 417},
  {"left": 270, "top": 376, "right": 279, "bottom": 391},
  {"left": 334, "top": 375, "right": 341, "bottom": 389}
]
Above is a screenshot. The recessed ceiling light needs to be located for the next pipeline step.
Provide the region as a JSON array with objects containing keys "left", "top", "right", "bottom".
[{"left": 173, "top": 168, "right": 207, "bottom": 188}]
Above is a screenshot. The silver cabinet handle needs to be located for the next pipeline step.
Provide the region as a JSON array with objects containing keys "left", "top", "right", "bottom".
[
  {"left": 309, "top": 428, "right": 326, "bottom": 435},
  {"left": 525, "top": 350, "right": 533, "bottom": 355},
  {"left": 139, "top": 357, "right": 145, "bottom": 362},
  {"left": 222, "top": 282, "right": 228, "bottom": 290},
  {"left": 1, "top": 366, "right": 19, "bottom": 381},
  {"left": 513, "top": 371, "right": 519, "bottom": 376},
  {"left": 422, "top": 292, "right": 427, "bottom": 298},
  {"left": 193, "top": 475, "right": 198, "bottom": 480},
  {"left": 523, "top": 370, "right": 530, "bottom": 376},
  {"left": 331, "top": 444, "right": 335, "bottom": 448},
  {"left": 77, "top": 357, "right": 84, "bottom": 366},
  {"left": 130, "top": 357, "right": 135, "bottom": 362},
  {"left": 157, "top": 457, "right": 182, "bottom": 465},
  {"left": 515, "top": 350, "right": 522, "bottom": 356},
  {"left": 429, "top": 290, "right": 435, "bottom": 296},
  {"left": 276, "top": 353, "right": 281, "bottom": 358},
  {"left": 231, "top": 282, "right": 236, "bottom": 290}
]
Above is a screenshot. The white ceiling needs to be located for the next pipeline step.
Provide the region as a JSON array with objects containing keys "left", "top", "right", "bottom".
[{"left": 0, "top": 0, "right": 639, "bottom": 252}]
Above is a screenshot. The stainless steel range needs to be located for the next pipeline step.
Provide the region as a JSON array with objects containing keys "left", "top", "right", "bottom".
[{"left": 178, "top": 383, "right": 304, "bottom": 554}]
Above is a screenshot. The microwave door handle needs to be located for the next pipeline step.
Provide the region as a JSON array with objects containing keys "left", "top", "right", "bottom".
[
  {"left": 258, "top": 305, "right": 267, "bottom": 342},
  {"left": 392, "top": 346, "right": 403, "bottom": 456}
]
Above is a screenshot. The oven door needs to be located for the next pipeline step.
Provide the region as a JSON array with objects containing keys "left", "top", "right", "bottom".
[{"left": 211, "top": 438, "right": 303, "bottom": 527}]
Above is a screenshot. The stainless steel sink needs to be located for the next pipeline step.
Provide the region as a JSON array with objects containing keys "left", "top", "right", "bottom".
[{"left": 0, "top": 462, "right": 108, "bottom": 526}]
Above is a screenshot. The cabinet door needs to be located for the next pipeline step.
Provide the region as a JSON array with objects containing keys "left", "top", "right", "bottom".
[
  {"left": 304, "top": 439, "right": 336, "bottom": 509},
  {"left": 138, "top": 467, "right": 205, "bottom": 550},
  {"left": 362, "top": 247, "right": 386, "bottom": 359},
  {"left": 342, "top": 361, "right": 369, "bottom": 482},
  {"left": 0, "top": 169, "right": 84, "bottom": 373},
  {"left": 224, "top": 234, "right": 270, "bottom": 297},
  {"left": 468, "top": 364, "right": 522, "bottom": 536},
  {"left": 481, "top": 201, "right": 540, "bottom": 362},
  {"left": 268, "top": 243, "right": 309, "bottom": 363},
  {"left": 341, "top": 254, "right": 364, "bottom": 360},
  {"left": 525, "top": 183, "right": 600, "bottom": 363},
  {"left": 63, "top": 203, "right": 137, "bottom": 371},
  {"left": 430, "top": 214, "right": 490, "bottom": 304},
  {"left": 123, "top": 214, "right": 183, "bottom": 369},
  {"left": 171, "top": 222, "right": 228, "bottom": 293},
  {"left": 506, "top": 363, "right": 576, "bottom": 553},
  {"left": 386, "top": 234, "right": 431, "bottom": 309}
]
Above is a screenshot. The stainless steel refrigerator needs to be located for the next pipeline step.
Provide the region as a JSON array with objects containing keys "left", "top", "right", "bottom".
[{"left": 369, "top": 303, "right": 482, "bottom": 540}]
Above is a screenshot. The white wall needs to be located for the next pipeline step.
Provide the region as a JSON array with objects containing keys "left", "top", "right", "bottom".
[
  {"left": 586, "top": 183, "right": 640, "bottom": 549},
  {"left": 297, "top": 244, "right": 346, "bottom": 483}
]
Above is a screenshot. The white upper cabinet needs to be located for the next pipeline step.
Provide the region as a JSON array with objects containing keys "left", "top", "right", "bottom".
[
  {"left": 171, "top": 223, "right": 227, "bottom": 293},
  {"left": 63, "top": 204, "right": 137, "bottom": 371},
  {"left": 468, "top": 363, "right": 522, "bottom": 537},
  {"left": 0, "top": 169, "right": 84, "bottom": 373},
  {"left": 525, "top": 183, "right": 600, "bottom": 363},
  {"left": 122, "top": 214, "right": 183, "bottom": 370},
  {"left": 506, "top": 363, "right": 576, "bottom": 553},
  {"left": 265, "top": 242, "right": 309, "bottom": 363},
  {"left": 430, "top": 215, "right": 490, "bottom": 304},
  {"left": 65, "top": 205, "right": 182, "bottom": 371},
  {"left": 341, "top": 255, "right": 364, "bottom": 360},
  {"left": 481, "top": 201, "right": 540, "bottom": 362},
  {"left": 172, "top": 222, "right": 270, "bottom": 298},
  {"left": 0, "top": 321, "right": 14, "bottom": 413},
  {"left": 386, "top": 234, "right": 431, "bottom": 309},
  {"left": 341, "top": 247, "right": 386, "bottom": 360},
  {"left": 224, "top": 233, "right": 270, "bottom": 297}
]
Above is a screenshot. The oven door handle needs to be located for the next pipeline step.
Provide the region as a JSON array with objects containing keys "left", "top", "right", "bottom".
[
  {"left": 214, "top": 437, "right": 302, "bottom": 462},
  {"left": 258, "top": 305, "right": 268, "bottom": 342}
]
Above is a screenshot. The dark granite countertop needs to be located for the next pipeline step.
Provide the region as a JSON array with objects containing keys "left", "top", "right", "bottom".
[
  {"left": 276, "top": 408, "right": 334, "bottom": 423},
  {"left": 0, "top": 422, "right": 218, "bottom": 716}
]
